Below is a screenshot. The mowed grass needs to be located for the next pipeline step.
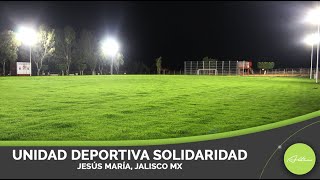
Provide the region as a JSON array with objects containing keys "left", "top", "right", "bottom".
[{"left": 0, "top": 75, "right": 319, "bottom": 141}]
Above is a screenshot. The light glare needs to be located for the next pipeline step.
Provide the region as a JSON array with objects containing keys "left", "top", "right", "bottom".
[
  {"left": 101, "top": 38, "right": 120, "bottom": 57},
  {"left": 305, "top": 7, "right": 320, "bottom": 25},
  {"left": 303, "top": 33, "right": 320, "bottom": 46},
  {"left": 16, "top": 26, "right": 37, "bottom": 46}
]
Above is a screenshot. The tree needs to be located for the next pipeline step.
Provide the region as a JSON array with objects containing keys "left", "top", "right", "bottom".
[
  {"left": 97, "top": 55, "right": 106, "bottom": 75},
  {"left": 78, "top": 63, "right": 87, "bottom": 75},
  {"left": 126, "top": 60, "right": 149, "bottom": 74},
  {"left": 114, "top": 53, "right": 124, "bottom": 74},
  {"left": 74, "top": 35, "right": 86, "bottom": 75},
  {"left": 57, "top": 63, "right": 67, "bottom": 76},
  {"left": 141, "top": 63, "right": 150, "bottom": 74},
  {"left": 42, "top": 64, "right": 48, "bottom": 75},
  {"left": 257, "top": 62, "right": 275, "bottom": 74},
  {"left": 97, "top": 48, "right": 110, "bottom": 75},
  {"left": 78, "top": 30, "right": 97, "bottom": 75},
  {"left": 202, "top": 56, "right": 214, "bottom": 62},
  {"left": 55, "top": 26, "right": 76, "bottom": 75},
  {"left": 32, "top": 25, "right": 55, "bottom": 76},
  {"left": 0, "top": 30, "right": 21, "bottom": 76},
  {"left": 155, "top": 56, "right": 162, "bottom": 74}
]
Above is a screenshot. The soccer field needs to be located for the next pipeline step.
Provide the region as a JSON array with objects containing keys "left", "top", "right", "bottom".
[{"left": 0, "top": 75, "right": 319, "bottom": 141}]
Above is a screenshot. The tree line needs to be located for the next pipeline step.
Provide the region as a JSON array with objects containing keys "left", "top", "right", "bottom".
[
  {"left": 0, "top": 25, "right": 126, "bottom": 76},
  {"left": 1, "top": 27, "right": 275, "bottom": 76}
]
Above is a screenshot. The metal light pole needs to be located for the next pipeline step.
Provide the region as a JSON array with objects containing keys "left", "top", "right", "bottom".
[
  {"left": 317, "top": 23, "right": 320, "bottom": 83},
  {"left": 111, "top": 56, "right": 114, "bottom": 75},
  {"left": 16, "top": 26, "right": 37, "bottom": 76},
  {"left": 101, "top": 37, "right": 119, "bottom": 75},
  {"left": 304, "top": 33, "right": 319, "bottom": 79},
  {"left": 29, "top": 46, "right": 32, "bottom": 76},
  {"left": 310, "top": 44, "right": 314, "bottom": 79}
]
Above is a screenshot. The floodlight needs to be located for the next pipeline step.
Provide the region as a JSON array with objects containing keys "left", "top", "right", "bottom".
[
  {"left": 303, "top": 33, "right": 320, "bottom": 46},
  {"left": 16, "top": 26, "right": 37, "bottom": 46},
  {"left": 101, "top": 38, "right": 120, "bottom": 57},
  {"left": 305, "top": 7, "right": 320, "bottom": 83},
  {"left": 101, "top": 37, "right": 120, "bottom": 75},
  {"left": 16, "top": 26, "right": 37, "bottom": 76},
  {"left": 305, "top": 7, "right": 320, "bottom": 25}
]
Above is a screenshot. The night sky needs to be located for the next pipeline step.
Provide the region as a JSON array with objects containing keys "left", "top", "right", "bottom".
[{"left": 0, "top": 1, "right": 318, "bottom": 69}]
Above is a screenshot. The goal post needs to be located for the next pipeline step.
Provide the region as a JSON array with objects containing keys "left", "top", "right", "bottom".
[
  {"left": 184, "top": 61, "right": 238, "bottom": 75},
  {"left": 197, "top": 69, "right": 218, "bottom": 75}
]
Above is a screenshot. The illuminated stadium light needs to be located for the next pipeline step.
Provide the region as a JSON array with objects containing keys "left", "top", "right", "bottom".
[
  {"left": 303, "top": 33, "right": 320, "bottom": 46},
  {"left": 16, "top": 26, "right": 38, "bottom": 76},
  {"left": 304, "top": 33, "right": 320, "bottom": 79},
  {"left": 305, "top": 7, "right": 320, "bottom": 83},
  {"left": 101, "top": 37, "right": 120, "bottom": 75},
  {"left": 102, "top": 38, "right": 120, "bottom": 57},
  {"left": 305, "top": 7, "right": 320, "bottom": 25},
  {"left": 16, "top": 26, "right": 37, "bottom": 46}
]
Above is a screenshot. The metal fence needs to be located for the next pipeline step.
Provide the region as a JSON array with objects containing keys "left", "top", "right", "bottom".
[
  {"left": 257, "top": 68, "right": 311, "bottom": 76},
  {"left": 184, "top": 61, "right": 239, "bottom": 75},
  {"left": 184, "top": 61, "right": 315, "bottom": 77}
]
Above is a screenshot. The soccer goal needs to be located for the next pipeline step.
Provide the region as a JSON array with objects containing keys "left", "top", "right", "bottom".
[
  {"left": 197, "top": 69, "right": 218, "bottom": 75},
  {"left": 184, "top": 61, "right": 238, "bottom": 75}
]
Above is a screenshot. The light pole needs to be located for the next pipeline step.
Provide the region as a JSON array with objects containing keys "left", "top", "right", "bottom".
[
  {"left": 311, "top": 43, "right": 314, "bottom": 79},
  {"left": 111, "top": 55, "right": 114, "bottom": 75},
  {"left": 317, "top": 24, "right": 320, "bottom": 83},
  {"left": 310, "top": 44, "right": 313, "bottom": 79},
  {"left": 16, "top": 26, "right": 37, "bottom": 76},
  {"left": 29, "top": 46, "right": 32, "bottom": 76},
  {"left": 101, "top": 38, "right": 120, "bottom": 75},
  {"left": 305, "top": 7, "right": 320, "bottom": 83},
  {"left": 303, "top": 33, "right": 319, "bottom": 79}
]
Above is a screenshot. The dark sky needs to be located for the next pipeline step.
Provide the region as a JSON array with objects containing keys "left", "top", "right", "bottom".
[{"left": 0, "top": 1, "right": 318, "bottom": 69}]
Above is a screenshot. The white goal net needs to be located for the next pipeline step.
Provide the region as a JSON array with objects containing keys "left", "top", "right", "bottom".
[
  {"left": 184, "top": 61, "right": 238, "bottom": 75},
  {"left": 196, "top": 69, "right": 218, "bottom": 75}
]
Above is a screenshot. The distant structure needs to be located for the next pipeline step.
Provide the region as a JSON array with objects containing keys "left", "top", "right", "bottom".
[
  {"left": 184, "top": 60, "right": 253, "bottom": 75},
  {"left": 237, "top": 60, "right": 254, "bottom": 75}
]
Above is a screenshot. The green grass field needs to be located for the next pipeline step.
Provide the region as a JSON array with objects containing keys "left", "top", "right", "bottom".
[{"left": 0, "top": 75, "right": 319, "bottom": 141}]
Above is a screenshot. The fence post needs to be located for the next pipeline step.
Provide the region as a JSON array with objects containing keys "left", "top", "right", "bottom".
[
  {"left": 215, "top": 61, "right": 218, "bottom": 70},
  {"left": 229, "top": 61, "right": 231, "bottom": 75},
  {"left": 196, "top": 61, "right": 199, "bottom": 74},
  {"left": 236, "top": 61, "right": 239, "bottom": 75},
  {"left": 222, "top": 61, "right": 224, "bottom": 76},
  {"left": 242, "top": 60, "right": 245, "bottom": 76},
  {"left": 184, "top": 61, "right": 186, "bottom": 75}
]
